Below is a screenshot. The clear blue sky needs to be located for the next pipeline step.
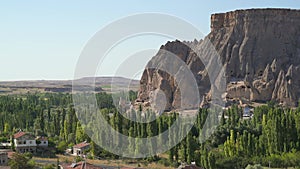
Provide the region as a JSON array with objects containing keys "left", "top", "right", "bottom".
[{"left": 1, "top": 0, "right": 300, "bottom": 81}]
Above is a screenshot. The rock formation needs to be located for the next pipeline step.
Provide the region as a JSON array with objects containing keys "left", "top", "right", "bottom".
[{"left": 136, "top": 9, "right": 300, "bottom": 110}]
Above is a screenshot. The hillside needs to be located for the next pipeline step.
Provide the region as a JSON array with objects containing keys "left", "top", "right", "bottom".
[{"left": 0, "top": 76, "right": 139, "bottom": 95}]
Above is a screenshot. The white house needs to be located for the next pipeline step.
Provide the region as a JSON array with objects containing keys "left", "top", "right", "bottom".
[
  {"left": 13, "top": 132, "right": 37, "bottom": 153},
  {"left": 36, "top": 136, "right": 48, "bottom": 147},
  {"left": 242, "top": 106, "right": 253, "bottom": 119},
  {"left": 73, "top": 141, "right": 90, "bottom": 156},
  {"left": 0, "top": 142, "right": 11, "bottom": 149}
]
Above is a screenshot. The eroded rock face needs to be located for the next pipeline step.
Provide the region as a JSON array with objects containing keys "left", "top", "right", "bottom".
[{"left": 136, "top": 9, "right": 300, "bottom": 110}]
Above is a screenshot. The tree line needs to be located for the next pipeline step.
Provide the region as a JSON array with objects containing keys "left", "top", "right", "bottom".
[{"left": 1, "top": 93, "right": 300, "bottom": 168}]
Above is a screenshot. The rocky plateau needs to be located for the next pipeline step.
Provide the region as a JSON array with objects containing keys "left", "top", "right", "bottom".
[{"left": 136, "top": 8, "right": 300, "bottom": 110}]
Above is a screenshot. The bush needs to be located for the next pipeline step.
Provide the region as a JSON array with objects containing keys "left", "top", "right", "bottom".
[
  {"left": 157, "top": 158, "right": 171, "bottom": 166},
  {"left": 9, "top": 153, "right": 36, "bottom": 169},
  {"left": 23, "top": 152, "right": 33, "bottom": 159},
  {"left": 48, "top": 137, "right": 57, "bottom": 148},
  {"left": 0, "top": 136, "right": 8, "bottom": 142},
  {"left": 75, "top": 156, "right": 83, "bottom": 162},
  {"left": 215, "top": 156, "right": 249, "bottom": 169},
  {"left": 56, "top": 141, "right": 67, "bottom": 153},
  {"left": 262, "top": 154, "right": 284, "bottom": 168},
  {"left": 87, "top": 154, "right": 94, "bottom": 159},
  {"left": 42, "top": 164, "right": 55, "bottom": 169},
  {"left": 245, "top": 164, "right": 263, "bottom": 169}
]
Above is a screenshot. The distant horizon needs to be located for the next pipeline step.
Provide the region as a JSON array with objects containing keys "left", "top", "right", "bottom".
[{"left": 0, "top": 75, "right": 141, "bottom": 82}]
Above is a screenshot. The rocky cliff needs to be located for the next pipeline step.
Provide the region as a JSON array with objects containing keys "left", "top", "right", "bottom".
[{"left": 136, "top": 9, "right": 300, "bottom": 110}]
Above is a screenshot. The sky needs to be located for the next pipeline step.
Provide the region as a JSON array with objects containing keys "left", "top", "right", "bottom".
[{"left": 1, "top": 0, "right": 300, "bottom": 81}]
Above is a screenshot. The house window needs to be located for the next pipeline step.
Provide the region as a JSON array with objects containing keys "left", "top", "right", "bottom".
[
  {"left": 29, "top": 141, "right": 32, "bottom": 144},
  {"left": 44, "top": 141, "right": 47, "bottom": 144},
  {"left": 18, "top": 141, "right": 22, "bottom": 144},
  {"left": 23, "top": 141, "right": 26, "bottom": 144}
]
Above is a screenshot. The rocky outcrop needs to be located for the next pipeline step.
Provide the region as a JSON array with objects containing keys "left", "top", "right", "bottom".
[{"left": 136, "top": 9, "right": 300, "bottom": 110}]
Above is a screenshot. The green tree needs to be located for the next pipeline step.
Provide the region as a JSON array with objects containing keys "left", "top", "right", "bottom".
[
  {"left": 90, "top": 141, "right": 95, "bottom": 159},
  {"left": 57, "top": 141, "right": 67, "bottom": 153},
  {"left": 9, "top": 153, "right": 36, "bottom": 169},
  {"left": 4, "top": 122, "right": 10, "bottom": 133},
  {"left": 186, "top": 133, "right": 193, "bottom": 164},
  {"left": 75, "top": 122, "right": 85, "bottom": 143}
]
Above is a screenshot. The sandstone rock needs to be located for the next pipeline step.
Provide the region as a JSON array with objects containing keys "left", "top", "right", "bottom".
[{"left": 136, "top": 9, "right": 300, "bottom": 110}]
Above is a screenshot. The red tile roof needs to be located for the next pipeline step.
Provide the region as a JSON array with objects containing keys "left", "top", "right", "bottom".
[
  {"left": 13, "top": 132, "right": 26, "bottom": 139},
  {"left": 7, "top": 151, "right": 14, "bottom": 159},
  {"left": 73, "top": 141, "right": 90, "bottom": 149}
]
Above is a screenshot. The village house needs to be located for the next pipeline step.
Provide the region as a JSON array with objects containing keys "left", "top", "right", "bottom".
[
  {"left": 36, "top": 136, "right": 48, "bottom": 147},
  {"left": 242, "top": 105, "right": 254, "bottom": 119},
  {"left": 13, "top": 131, "right": 37, "bottom": 153},
  {"left": 0, "top": 152, "right": 8, "bottom": 166},
  {"left": 177, "top": 162, "right": 203, "bottom": 169},
  {"left": 73, "top": 141, "right": 90, "bottom": 156},
  {"left": 0, "top": 135, "right": 12, "bottom": 150},
  {"left": 0, "top": 142, "right": 11, "bottom": 150}
]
